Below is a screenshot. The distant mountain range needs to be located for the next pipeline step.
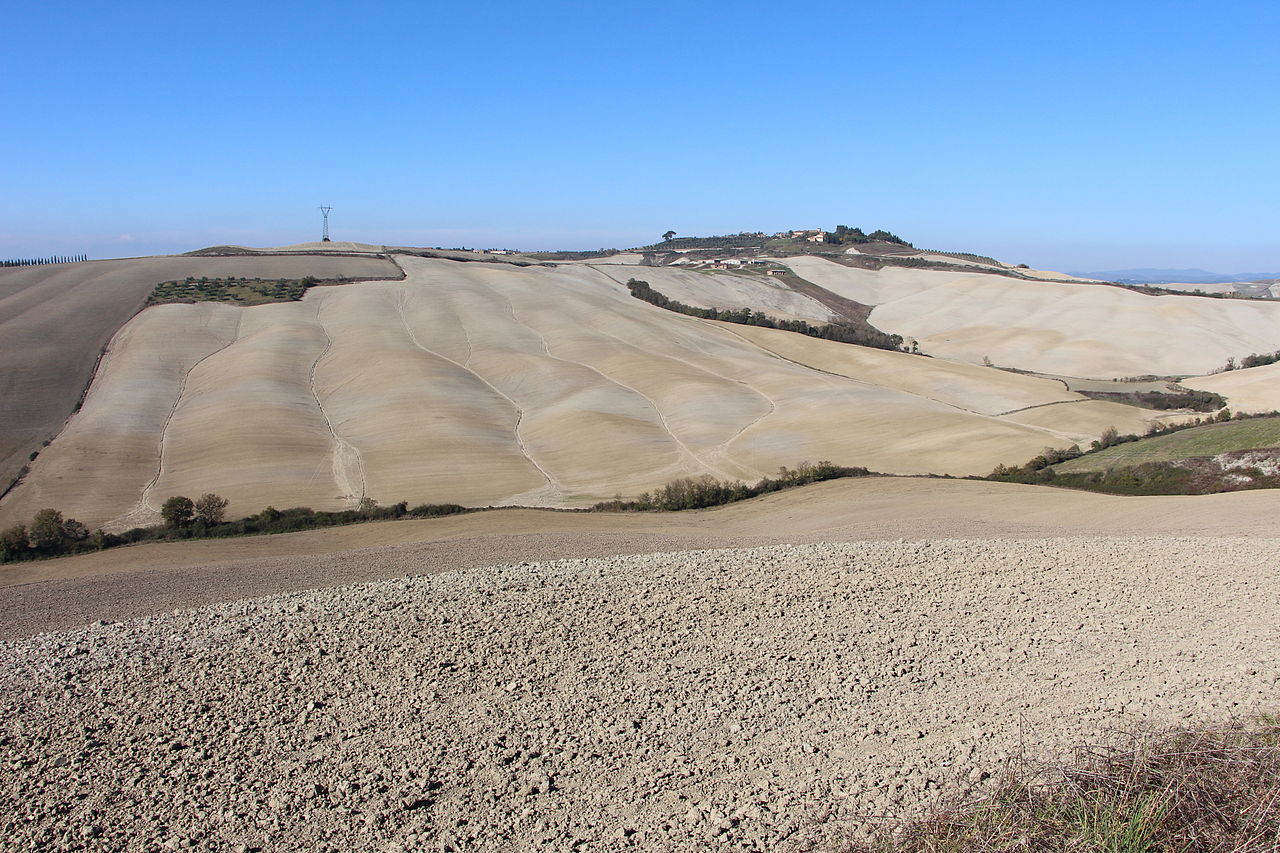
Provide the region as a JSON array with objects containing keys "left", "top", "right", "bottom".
[{"left": 1073, "top": 268, "right": 1280, "bottom": 285}]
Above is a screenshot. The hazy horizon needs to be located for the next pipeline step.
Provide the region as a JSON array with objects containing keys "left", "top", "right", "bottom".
[{"left": 3, "top": 0, "right": 1276, "bottom": 273}]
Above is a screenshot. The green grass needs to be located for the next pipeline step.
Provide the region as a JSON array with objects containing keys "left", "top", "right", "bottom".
[{"left": 1056, "top": 418, "right": 1280, "bottom": 473}]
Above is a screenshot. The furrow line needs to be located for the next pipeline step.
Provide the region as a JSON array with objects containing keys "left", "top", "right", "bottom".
[
  {"left": 480, "top": 281, "right": 730, "bottom": 479},
  {"left": 308, "top": 303, "right": 366, "bottom": 506},
  {"left": 393, "top": 289, "right": 559, "bottom": 497},
  {"left": 121, "top": 312, "right": 245, "bottom": 527}
]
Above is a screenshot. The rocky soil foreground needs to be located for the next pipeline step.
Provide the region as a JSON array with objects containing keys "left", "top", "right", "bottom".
[{"left": 2, "top": 538, "right": 1277, "bottom": 852}]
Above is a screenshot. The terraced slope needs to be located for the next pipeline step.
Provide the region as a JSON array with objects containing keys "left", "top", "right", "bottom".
[
  {"left": 782, "top": 256, "right": 1280, "bottom": 378},
  {"left": 0, "top": 256, "right": 1173, "bottom": 530},
  {"left": 0, "top": 254, "right": 400, "bottom": 491}
]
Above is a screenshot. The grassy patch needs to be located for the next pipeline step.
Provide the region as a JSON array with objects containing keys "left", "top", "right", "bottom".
[
  {"left": 841, "top": 715, "right": 1280, "bottom": 853},
  {"left": 146, "top": 275, "right": 320, "bottom": 306},
  {"left": 1057, "top": 417, "right": 1280, "bottom": 474}
]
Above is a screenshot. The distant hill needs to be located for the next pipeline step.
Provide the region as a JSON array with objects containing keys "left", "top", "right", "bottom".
[{"left": 1076, "top": 268, "right": 1280, "bottom": 284}]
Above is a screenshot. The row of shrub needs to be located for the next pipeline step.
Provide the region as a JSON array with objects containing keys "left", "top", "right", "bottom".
[
  {"left": 1078, "top": 388, "right": 1227, "bottom": 412},
  {"left": 1217, "top": 349, "right": 1280, "bottom": 372},
  {"left": 1, "top": 255, "right": 87, "bottom": 267},
  {"left": 0, "top": 496, "right": 472, "bottom": 564},
  {"left": 624, "top": 278, "right": 905, "bottom": 352},
  {"left": 591, "top": 461, "right": 873, "bottom": 512}
]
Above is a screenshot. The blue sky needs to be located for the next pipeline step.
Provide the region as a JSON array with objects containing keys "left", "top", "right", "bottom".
[{"left": 2, "top": 0, "right": 1276, "bottom": 271}]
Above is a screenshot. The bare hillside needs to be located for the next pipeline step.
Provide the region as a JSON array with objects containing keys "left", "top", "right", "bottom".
[
  {"left": 0, "top": 254, "right": 400, "bottom": 492},
  {"left": 0, "top": 256, "right": 1178, "bottom": 530},
  {"left": 783, "top": 256, "right": 1280, "bottom": 377}
]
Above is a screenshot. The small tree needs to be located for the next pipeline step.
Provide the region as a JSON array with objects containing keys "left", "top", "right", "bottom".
[
  {"left": 194, "top": 493, "right": 229, "bottom": 526},
  {"left": 662, "top": 230, "right": 676, "bottom": 242},
  {"left": 0, "top": 524, "right": 28, "bottom": 561},
  {"left": 62, "top": 519, "right": 89, "bottom": 542},
  {"left": 161, "top": 496, "right": 195, "bottom": 529},
  {"left": 29, "top": 509, "right": 66, "bottom": 550}
]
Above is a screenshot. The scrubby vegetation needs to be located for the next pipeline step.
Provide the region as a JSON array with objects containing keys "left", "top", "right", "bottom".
[
  {"left": 591, "top": 461, "right": 874, "bottom": 512},
  {"left": 824, "top": 226, "right": 912, "bottom": 247},
  {"left": 147, "top": 275, "right": 322, "bottom": 306},
  {"left": 1215, "top": 350, "right": 1280, "bottom": 373},
  {"left": 844, "top": 714, "right": 1280, "bottom": 853},
  {"left": 0, "top": 498, "right": 473, "bottom": 564},
  {"left": 640, "top": 233, "right": 770, "bottom": 251},
  {"left": 1, "top": 463, "right": 884, "bottom": 564},
  {"left": 914, "top": 248, "right": 1002, "bottom": 266},
  {"left": 525, "top": 249, "right": 620, "bottom": 260},
  {"left": 1077, "top": 388, "right": 1226, "bottom": 411},
  {"left": 624, "top": 278, "right": 904, "bottom": 352}
]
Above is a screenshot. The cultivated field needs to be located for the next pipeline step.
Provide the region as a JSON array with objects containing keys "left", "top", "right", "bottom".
[
  {"left": 782, "top": 256, "right": 1280, "bottom": 377},
  {"left": 0, "top": 254, "right": 399, "bottom": 492},
  {"left": 1183, "top": 361, "right": 1280, "bottom": 413},
  {"left": 0, "top": 255, "right": 1180, "bottom": 530},
  {"left": 2, "top": 478, "right": 1277, "bottom": 851},
  {"left": 590, "top": 265, "right": 838, "bottom": 324}
]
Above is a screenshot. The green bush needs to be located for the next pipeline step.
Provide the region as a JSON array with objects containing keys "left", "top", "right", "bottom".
[{"left": 594, "top": 460, "right": 873, "bottom": 512}]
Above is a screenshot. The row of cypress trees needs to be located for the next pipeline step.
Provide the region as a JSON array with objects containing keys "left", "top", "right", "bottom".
[{"left": 1, "top": 254, "right": 88, "bottom": 267}]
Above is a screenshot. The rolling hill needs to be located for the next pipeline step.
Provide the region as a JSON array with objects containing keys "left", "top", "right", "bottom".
[
  {"left": 5, "top": 239, "right": 1276, "bottom": 531},
  {"left": 0, "top": 248, "right": 1190, "bottom": 531},
  {"left": 781, "top": 256, "right": 1280, "bottom": 377},
  {"left": 0, "top": 253, "right": 400, "bottom": 493}
]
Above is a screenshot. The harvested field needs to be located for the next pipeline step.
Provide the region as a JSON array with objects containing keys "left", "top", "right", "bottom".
[
  {"left": 781, "top": 256, "right": 1280, "bottom": 378},
  {"left": 1183, "top": 362, "right": 1280, "bottom": 413},
  {"left": 0, "top": 254, "right": 400, "bottom": 491},
  {"left": 592, "top": 265, "right": 837, "bottom": 324},
  {"left": 1, "top": 258, "right": 1169, "bottom": 531},
  {"left": 2, "top": 533, "right": 1275, "bottom": 852}
]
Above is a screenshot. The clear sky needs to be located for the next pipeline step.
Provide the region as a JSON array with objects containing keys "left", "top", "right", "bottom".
[{"left": 2, "top": 0, "right": 1277, "bottom": 272}]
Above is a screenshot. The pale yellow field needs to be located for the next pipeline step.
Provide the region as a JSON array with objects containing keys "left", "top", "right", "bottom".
[
  {"left": 782, "top": 256, "right": 1280, "bottom": 377},
  {"left": 0, "top": 255, "right": 1178, "bottom": 531},
  {"left": 1183, "top": 362, "right": 1280, "bottom": 413},
  {"left": 0, "top": 254, "right": 399, "bottom": 490},
  {"left": 589, "top": 265, "right": 836, "bottom": 324}
]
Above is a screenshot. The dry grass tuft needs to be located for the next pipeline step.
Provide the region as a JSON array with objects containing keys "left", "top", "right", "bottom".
[{"left": 843, "top": 715, "right": 1280, "bottom": 852}]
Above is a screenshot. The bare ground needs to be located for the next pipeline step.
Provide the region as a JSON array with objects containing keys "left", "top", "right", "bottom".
[{"left": 1, "top": 534, "right": 1276, "bottom": 852}]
